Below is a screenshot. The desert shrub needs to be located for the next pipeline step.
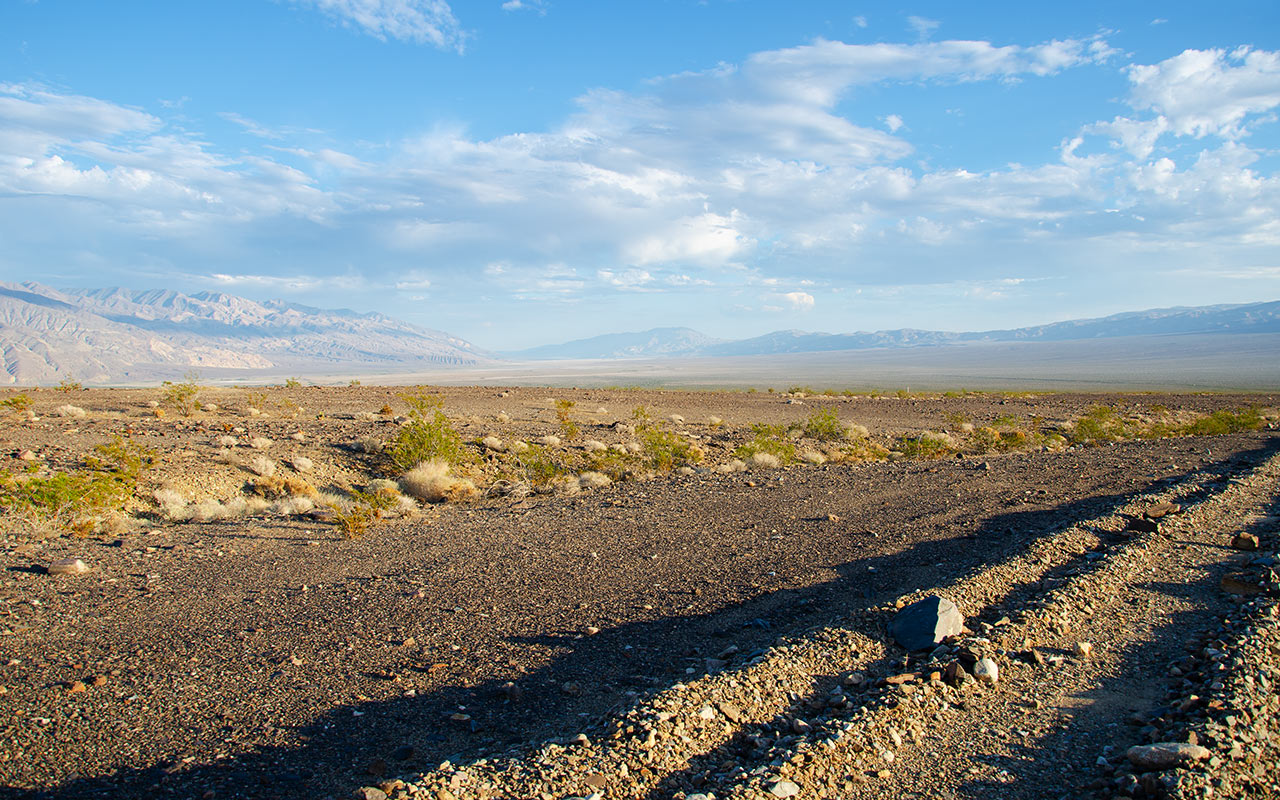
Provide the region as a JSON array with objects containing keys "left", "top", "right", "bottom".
[
  {"left": 715, "top": 459, "right": 747, "bottom": 473},
  {"left": 895, "top": 433, "right": 954, "bottom": 459},
  {"left": 584, "top": 449, "right": 639, "bottom": 481},
  {"left": 735, "top": 423, "right": 796, "bottom": 464},
  {"left": 582, "top": 439, "right": 607, "bottom": 453},
  {"left": 748, "top": 452, "right": 781, "bottom": 469},
  {"left": 243, "top": 390, "right": 268, "bottom": 412},
  {"left": 250, "top": 437, "right": 273, "bottom": 450},
  {"left": 1070, "top": 405, "right": 1130, "bottom": 445},
  {"left": 638, "top": 425, "right": 701, "bottom": 471},
  {"left": 379, "top": 403, "right": 394, "bottom": 415},
  {"left": 284, "top": 377, "right": 302, "bottom": 389},
  {"left": 707, "top": 415, "right": 723, "bottom": 429},
  {"left": 2, "top": 437, "right": 154, "bottom": 534},
  {"left": 970, "top": 426, "right": 1002, "bottom": 453},
  {"left": 513, "top": 444, "right": 568, "bottom": 487},
  {"left": 245, "top": 455, "right": 276, "bottom": 477},
  {"left": 482, "top": 436, "right": 505, "bottom": 452},
  {"left": 496, "top": 411, "right": 511, "bottom": 424},
  {"left": 1, "top": 394, "right": 33, "bottom": 417},
  {"left": 800, "top": 449, "right": 826, "bottom": 465},
  {"left": 537, "top": 434, "right": 561, "bottom": 448},
  {"left": 554, "top": 399, "right": 580, "bottom": 441},
  {"left": 801, "top": 408, "right": 846, "bottom": 442},
  {"left": 57, "top": 377, "right": 82, "bottom": 393},
  {"left": 1180, "top": 407, "right": 1264, "bottom": 436},
  {"left": 162, "top": 372, "right": 201, "bottom": 417},
  {"left": 390, "top": 394, "right": 468, "bottom": 471}
]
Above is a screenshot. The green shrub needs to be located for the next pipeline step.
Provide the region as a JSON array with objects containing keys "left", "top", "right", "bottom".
[
  {"left": 801, "top": 408, "right": 846, "bottom": 442},
  {"left": 1181, "top": 408, "right": 1264, "bottom": 436},
  {"left": 0, "top": 437, "right": 154, "bottom": 534},
  {"left": 554, "top": 399, "right": 580, "bottom": 441},
  {"left": 735, "top": 423, "right": 796, "bottom": 464},
  {"left": 514, "top": 443, "right": 567, "bottom": 486},
  {"left": 639, "top": 425, "right": 701, "bottom": 471},
  {"left": 390, "top": 394, "right": 469, "bottom": 471},
  {"left": 57, "top": 377, "right": 82, "bottom": 393},
  {"left": 895, "top": 434, "right": 954, "bottom": 459},
  {"left": 1, "top": 393, "right": 33, "bottom": 416},
  {"left": 1070, "top": 405, "right": 1130, "bottom": 445},
  {"left": 284, "top": 377, "right": 302, "bottom": 389},
  {"left": 162, "top": 372, "right": 201, "bottom": 416}
]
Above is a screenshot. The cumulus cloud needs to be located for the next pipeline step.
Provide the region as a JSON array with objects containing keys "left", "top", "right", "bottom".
[
  {"left": 291, "top": 0, "right": 466, "bottom": 51},
  {"left": 783, "top": 291, "right": 816, "bottom": 311},
  {"left": 1126, "top": 47, "right": 1280, "bottom": 138},
  {"left": 907, "top": 16, "right": 939, "bottom": 40}
]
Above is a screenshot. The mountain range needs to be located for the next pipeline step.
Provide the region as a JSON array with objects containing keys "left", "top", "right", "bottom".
[
  {"left": 1, "top": 282, "right": 1276, "bottom": 385},
  {"left": 0, "top": 282, "right": 489, "bottom": 385},
  {"left": 509, "top": 301, "right": 1280, "bottom": 360}
]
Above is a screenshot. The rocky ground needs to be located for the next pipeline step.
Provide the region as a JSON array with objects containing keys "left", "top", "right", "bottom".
[{"left": 0, "top": 386, "right": 1277, "bottom": 800}]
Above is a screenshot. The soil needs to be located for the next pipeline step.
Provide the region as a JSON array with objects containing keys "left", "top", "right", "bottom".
[{"left": 0, "top": 386, "right": 1277, "bottom": 800}]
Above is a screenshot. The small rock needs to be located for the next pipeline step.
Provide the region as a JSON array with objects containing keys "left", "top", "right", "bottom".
[
  {"left": 584, "top": 774, "right": 606, "bottom": 789},
  {"left": 91, "top": 675, "right": 108, "bottom": 687},
  {"left": 1230, "top": 534, "right": 1260, "bottom": 551},
  {"left": 769, "top": 779, "right": 801, "bottom": 798},
  {"left": 1125, "top": 517, "right": 1160, "bottom": 533},
  {"left": 17, "top": 449, "right": 37, "bottom": 461},
  {"left": 1221, "top": 573, "right": 1264, "bottom": 595},
  {"left": 353, "top": 788, "right": 387, "bottom": 800},
  {"left": 66, "top": 680, "right": 86, "bottom": 694},
  {"left": 888, "top": 595, "right": 964, "bottom": 651},
  {"left": 1126, "top": 742, "right": 1211, "bottom": 771},
  {"left": 47, "top": 559, "right": 90, "bottom": 576},
  {"left": 1074, "top": 641, "right": 1094, "bottom": 659},
  {"left": 585, "top": 626, "right": 600, "bottom": 636},
  {"left": 718, "top": 701, "right": 743, "bottom": 723},
  {"left": 973, "top": 657, "right": 999, "bottom": 685},
  {"left": 1143, "top": 502, "right": 1181, "bottom": 519}
]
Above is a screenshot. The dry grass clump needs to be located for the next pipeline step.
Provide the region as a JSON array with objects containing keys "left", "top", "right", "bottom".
[
  {"left": 583, "top": 439, "right": 607, "bottom": 453},
  {"left": 669, "top": 414, "right": 685, "bottom": 426},
  {"left": 482, "top": 436, "right": 505, "bottom": 452},
  {"left": 708, "top": 415, "right": 723, "bottom": 428},
  {"left": 510, "top": 440, "right": 530, "bottom": 454},
  {"left": 245, "top": 455, "right": 276, "bottom": 477},
  {"left": 247, "top": 475, "right": 318, "bottom": 500},
  {"left": 715, "top": 459, "right": 747, "bottom": 473},
  {"left": 624, "top": 441, "right": 642, "bottom": 455},
  {"left": 54, "top": 405, "right": 87, "bottom": 418},
  {"left": 400, "top": 460, "right": 477, "bottom": 503},
  {"left": 289, "top": 431, "right": 306, "bottom": 442},
  {"left": 496, "top": 411, "right": 511, "bottom": 424},
  {"left": 551, "top": 474, "right": 581, "bottom": 496},
  {"left": 288, "top": 456, "right": 314, "bottom": 473},
  {"left": 609, "top": 443, "right": 628, "bottom": 454},
  {"left": 537, "top": 434, "right": 561, "bottom": 447},
  {"left": 250, "top": 437, "right": 274, "bottom": 450},
  {"left": 202, "top": 403, "right": 219, "bottom": 413},
  {"left": 844, "top": 422, "right": 870, "bottom": 439},
  {"left": 748, "top": 452, "right": 781, "bottom": 469},
  {"left": 800, "top": 449, "right": 827, "bottom": 465},
  {"left": 215, "top": 435, "right": 238, "bottom": 448},
  {"left": 354, "top": 411, "right": 378, "bottom": 422},
  {"left": 579, "top": 471, "right": 612, "bottom": 489}
]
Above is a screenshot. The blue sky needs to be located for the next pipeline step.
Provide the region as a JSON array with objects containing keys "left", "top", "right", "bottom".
[{"left": 2, "top": 1, "right": 1279, "bottom": 349}]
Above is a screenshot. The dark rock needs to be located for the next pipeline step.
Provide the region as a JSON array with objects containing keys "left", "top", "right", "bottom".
[
  {"left": 889, "top": 596, "right": 964, "bottom": 651},
  {"left": 1125, "top": 517, "right": 1160, "bottom": 533}
]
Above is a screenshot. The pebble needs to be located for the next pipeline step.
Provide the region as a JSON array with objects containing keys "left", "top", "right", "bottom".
[
  {"left": 974, "top": 657, "right": 999, "bottom": 685},
  {"left": 353, "top": 787, "right": 387, "bottom": 800},
  {"left": 769, "top": 779, "right": 801, "bottom": 797},
  {"left": 48, "top": 559, "right": 90, "bottom": 576},
  {"left": 1074, "top": 641, "right": 1094, "bottom": 659}
]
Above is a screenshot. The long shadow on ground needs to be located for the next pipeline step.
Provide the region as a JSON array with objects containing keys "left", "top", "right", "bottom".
[{"left": 7, "top": 439, "right": 1277, "bottom": 800}]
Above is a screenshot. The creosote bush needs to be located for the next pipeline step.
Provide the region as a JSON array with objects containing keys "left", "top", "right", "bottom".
[
  {"left": 391, "top": 394, "right": 468, "bottom": 472},
  {"left": 162, "top": 372, "right": 202, "bottom": 417}
]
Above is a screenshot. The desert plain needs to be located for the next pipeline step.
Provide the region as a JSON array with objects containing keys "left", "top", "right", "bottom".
[{"left": 1, "top": 384, "right": 1279, "bottom": 800}]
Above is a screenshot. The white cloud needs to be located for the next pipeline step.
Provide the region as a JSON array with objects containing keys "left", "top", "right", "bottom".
[
  {"left": 883, "top": 114, "right": 904, "bottom": 132},
  {"left": 291, "top": 0, "right": 466, "bottom": 51},
  {"left": 853, "top": 16, "right": 868, "bottom": 28},
  {"left": 501, "top": 0, "right": 546, "bottom": 13},
  {"left": 596, "top": 268, "right": 654, "bottom": 289},
  {"left": 1126, "top": 47, "right": 1280, "bottom": 138},
  {"left": 782, "top": 291, "right": 815, "bottom": 311}
]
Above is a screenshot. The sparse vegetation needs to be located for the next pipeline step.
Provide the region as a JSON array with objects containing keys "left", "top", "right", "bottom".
[
  {"left": 390, "top": 394, "right": 469, "bottom": 471},
  {"left": 554, "top": 399, "right": 580, "bottom": 441},
  {"left": 800, "top": 407, "right": 847, "bottom": 442},
  {"left": 56, "top": 377, "right": 82, "bottom": 393},
  {"left": 162, "top": 372, "right": 202, "bottom": 417},
  {"left": 1, "top": 393, "right": 33, "bottom": 417},
  {"left": 735, "top": 423, "right": 796, "bottom": 465}
]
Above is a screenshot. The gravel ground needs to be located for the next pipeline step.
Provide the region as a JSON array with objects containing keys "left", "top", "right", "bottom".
[{"left": 0, "top": 387, "right": 1276, "bottom": 800}]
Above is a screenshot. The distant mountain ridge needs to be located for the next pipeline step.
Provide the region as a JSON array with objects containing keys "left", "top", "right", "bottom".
[
  {"left": 511, "top": 301, "right": 1280, "bottom": 360},
  {"left": 0, "top": 282, "right": 489, "bottom": 385}
]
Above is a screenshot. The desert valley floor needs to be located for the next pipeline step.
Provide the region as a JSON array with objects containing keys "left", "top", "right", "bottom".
[{"left": 1, "top": 385, "right": 1278, "bottom": 800}]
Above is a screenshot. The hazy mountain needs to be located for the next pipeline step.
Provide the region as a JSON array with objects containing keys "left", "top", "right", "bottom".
[
  {"left": 522, "top": 301, "right": 1280, "bottom": 359},
  {"left": 509, "top": 327, "right": 725, "bottom": 360},
  {"left": 0, "top": 282, "right": 490, "bottom": 385}
]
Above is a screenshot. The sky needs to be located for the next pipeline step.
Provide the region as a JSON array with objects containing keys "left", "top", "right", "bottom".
[{"left": 2, "top": 1, "right": 1279, "bottom": 350}]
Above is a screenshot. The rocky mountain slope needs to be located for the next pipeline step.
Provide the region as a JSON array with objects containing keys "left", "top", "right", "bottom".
[{"left": 0, "top": 282, "right": 489, "bottom": 385}]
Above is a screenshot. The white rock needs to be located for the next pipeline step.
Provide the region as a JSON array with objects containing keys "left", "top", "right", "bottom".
[
  {"left": 974, "top": 657, "right": 999, "bottom": 685},
  {"left": 769, "top": 780, "right": 801, "bottom": 798},
  {"left": 1127, "top": 742, "right": 1211, "bottom": 770}
]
